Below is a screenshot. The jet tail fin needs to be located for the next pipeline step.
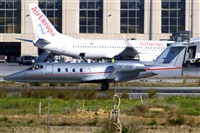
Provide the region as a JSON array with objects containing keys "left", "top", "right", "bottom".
[
  {"left": 29, "top": 3, "right": 75, "bottom": 42},
  {"left": 147, "top": 44, "right": 186, "bottom": 77},
  {"left": 29, "top": 3, "right": 59, "bottom": 41}
]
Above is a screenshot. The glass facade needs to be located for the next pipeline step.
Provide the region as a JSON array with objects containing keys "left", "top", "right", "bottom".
[
  {"left": 0, "top": 0, "right": 21, "bottom": 33},
  {"left": 161, "top": 0, "right": 185, "bottom": 33},
  {"left": 79, "top": 0, "right": 103, "bottom": 33},
  {"left": 39, "top": 0, "right": 62, "bottom": 33},
  {"left": 120, "top": 0, "right": 144, "bottom": 33}
]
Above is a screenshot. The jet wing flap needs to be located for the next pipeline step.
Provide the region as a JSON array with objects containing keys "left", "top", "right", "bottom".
[{"left": 114, "top": 46, "right": 139, "bottom": 60}]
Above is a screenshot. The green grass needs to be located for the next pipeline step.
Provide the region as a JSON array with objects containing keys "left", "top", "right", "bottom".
[
  {"left": 0, "top": 96, "right": 200, "bottom": 116},
  {"left": 0, "top": 97, "right": 140, "bottom": 115},
  {"left": 1, "top": 80, "right": 200, "bottom": 116},
  {"left": 164, "top": 96, "right": 200, "bottom": 115},
  {"left": 2, "top": 80, "right": 200, "bottom": 131}
]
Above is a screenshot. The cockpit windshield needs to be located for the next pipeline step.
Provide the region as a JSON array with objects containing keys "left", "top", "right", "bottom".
[{"left": 30, "top": 64, "right": 43, "bottom": 70}]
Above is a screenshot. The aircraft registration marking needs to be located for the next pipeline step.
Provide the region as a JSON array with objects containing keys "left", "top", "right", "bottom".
[{"left": 117, "top": 65, "right": 134, "bottom": 69}]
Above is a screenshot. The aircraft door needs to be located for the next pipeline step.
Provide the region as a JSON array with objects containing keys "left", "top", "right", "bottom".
[{"left": 46, "top": 64, "right": 53, "bottom": 75}]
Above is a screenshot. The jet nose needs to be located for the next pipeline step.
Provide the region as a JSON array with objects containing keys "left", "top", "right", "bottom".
[
  {"left": 4, "top": 74, "right": 17, "bottom": 81},
  {"left": 4, "top": 72, "right": 24, "bottom": 82},
  {"left": 3, "top": 75, "right": 9, "bottom": 81}
]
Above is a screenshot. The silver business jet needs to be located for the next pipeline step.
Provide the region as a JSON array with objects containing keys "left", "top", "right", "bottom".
[{"left": 4, "top": 44, "right": 186, "bottom": 90}]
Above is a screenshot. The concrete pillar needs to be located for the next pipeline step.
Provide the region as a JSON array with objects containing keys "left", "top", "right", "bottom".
[
  {"left": 63, "top": 0, "right": 79, "bottom": 37},
  {"left": 104, "top": 0, "right": 120, "bottom": 39}
]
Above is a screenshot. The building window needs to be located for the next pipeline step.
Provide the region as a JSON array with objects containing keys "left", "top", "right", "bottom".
[
  {"left": 0, "top": 1, "right": 21, "bottom": 33},
  {"left": 57, "top": 68, "right": 61, "bottom": 72},
  {"left": 39, "top": 0, "right": 62, "bottom": 33},
  {"left": 79, "top": 0, "right": 103, "bottom": 33},
  {"left": 120, "top": 0, "right": 144, "bottom": 33},
  {"left": 161, "top": 0, "right": 185, "bottom": 33}
]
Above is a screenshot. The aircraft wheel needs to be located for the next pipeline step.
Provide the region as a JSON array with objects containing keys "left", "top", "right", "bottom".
[
  {"left": 101, "top": 81, "right": 109, "bottom": 91},
  {"left": 22, "top": 84, "right": 27, "bottom": 89}
]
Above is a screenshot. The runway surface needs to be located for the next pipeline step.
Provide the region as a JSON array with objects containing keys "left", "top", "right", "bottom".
[
  {"left": 0, "top": 63, "right": 29, "bottom": 77},
  {"left": 1, "top": 86, "right": 200, "bottom": 98}
]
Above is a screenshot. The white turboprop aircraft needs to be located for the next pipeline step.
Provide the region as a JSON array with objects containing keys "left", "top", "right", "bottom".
[{"left": 18, "top": 3, "right": 173, "bottom": 62}]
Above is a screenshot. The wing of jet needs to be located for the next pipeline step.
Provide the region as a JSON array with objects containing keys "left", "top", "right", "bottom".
[
  {"left": 4, "top": 44, "right": 186, "bottom": 90},
  {"left": 113, "top": 35, "right": 138, "bottom": 60},
  {"left": 33, "top": 51, "right": 50, "bottom": 63},
  {"left": 113, "top": 46, "right": 138, "bottom": 60}
]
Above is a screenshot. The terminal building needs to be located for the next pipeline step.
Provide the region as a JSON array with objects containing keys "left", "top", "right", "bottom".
[{"left": 0, "top": 0, "right": 200, "bottom": 62}]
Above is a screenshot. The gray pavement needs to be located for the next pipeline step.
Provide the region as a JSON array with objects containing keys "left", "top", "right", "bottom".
[{"left": 0, "top": 63, "right": 29, "bottom": 81}]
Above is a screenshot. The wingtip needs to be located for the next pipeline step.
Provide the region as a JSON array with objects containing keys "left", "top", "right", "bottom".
[{"left": 122, "top": 35, "right": 126, "bottom": 39}]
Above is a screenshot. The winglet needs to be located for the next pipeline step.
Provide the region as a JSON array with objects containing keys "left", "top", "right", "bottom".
[{"left": 123, "top": 35, "right": 132, "bottom": 47}]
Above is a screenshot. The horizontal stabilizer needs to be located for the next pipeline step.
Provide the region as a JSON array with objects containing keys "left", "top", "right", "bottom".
[{"left": 15, "top": 38, "right": 33, "bottom": 42}]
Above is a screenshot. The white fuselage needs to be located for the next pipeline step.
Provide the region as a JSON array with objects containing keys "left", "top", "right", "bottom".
[{"left": 38, "top": 38, "right": 172, "bottom": 62}]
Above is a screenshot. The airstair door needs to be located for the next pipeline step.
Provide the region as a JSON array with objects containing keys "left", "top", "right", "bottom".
[{"left": 46, "top": 64, "right": 53, "bottom": 75}]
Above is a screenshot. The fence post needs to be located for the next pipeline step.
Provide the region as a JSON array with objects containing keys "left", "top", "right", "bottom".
[{"left": 47, "top": 96, "right": 52, "bottom": 129}]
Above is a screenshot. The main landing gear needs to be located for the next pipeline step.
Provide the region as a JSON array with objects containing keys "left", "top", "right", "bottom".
[
  {"left": 79, "top": 53, "right": 88, "bottom": 62},
  {"left": 101, "top": 80, "right": 109, "bottom": 91},
  {"left": 22, "top": 84, "right": 27, "bottom": 89}
]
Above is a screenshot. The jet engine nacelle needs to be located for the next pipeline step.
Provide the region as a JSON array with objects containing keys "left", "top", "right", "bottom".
[
  {"left": 113, "top": 60, "right": 145, "bottom": 72},
  {"left": 134, "top": 54, "right": 157, "bottom": 62}
]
